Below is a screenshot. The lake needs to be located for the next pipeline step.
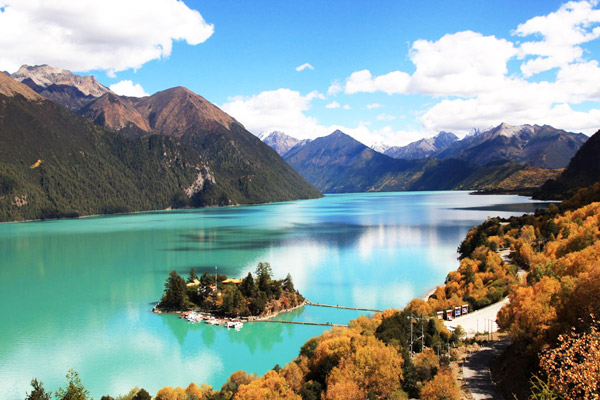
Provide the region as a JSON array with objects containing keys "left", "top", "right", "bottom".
[{"left": 0, "top": 191, "right": 548, "bottom": 399}]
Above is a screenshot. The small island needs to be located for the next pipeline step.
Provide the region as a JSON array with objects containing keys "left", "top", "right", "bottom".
[{"left": 152, "top": 262, "right": 305, "bottom": 323}]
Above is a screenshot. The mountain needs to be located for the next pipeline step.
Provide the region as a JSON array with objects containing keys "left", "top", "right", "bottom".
[
  {"left": 11, "top": 64, "right": 110, "bottom": 96},
  {"left": 535, "top": 129, "right": 600, "bottom": 199},
  {"left": 370, "top": 142, "right": 391, "bottom": 154},
  {"left": 0, "top": 72, "right": 321, "bottom": 222},
  {"left": 262, "top": 131, "right": 311, "bottom": 156},
  {"left": 283, "top": 130, "right": 561, "bottom": 194},
  {"left": 78, "top": 92, "right": 150, "bottom": 136},
  {"left": 284, "top": 130, "right": 412, "bottom": 193},
  {"left": 11, "top": 64, "right": 110, "bottom": 110},
  {"left": 437, "top": 123, "right": 588, "bottom": 169},
  {"left": 0, "top": 71, "right": 43, "bottom": 101},
  {"left": 383, "top": 131, "right": 458, "bottom": 159},
  {"left": 78, "top": 86, "right": 321, "bottom": 205}
]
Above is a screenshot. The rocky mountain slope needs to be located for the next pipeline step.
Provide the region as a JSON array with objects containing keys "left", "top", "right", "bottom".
[
  {"left": 0, "top": 72, "right": 321, "bottom": 222},
  {"left": 383, "top": 131, "right": 458, "bottom": 159},
  {"left": 535, "top": 129, "right": 600, "bottom": 199},
  {"left": 437, "top": 123, "right": 587, "bottom": 169},
  {"left": 262, "top": 131, "right": 311, "bottom": 156},
  {"left": 282, "top": 130, "right": 558, "bottom": 193},
  {"left": 11, "top": 64, "right": 110, "bottom": 110},
  {"left": 77, "top": 85, "right": 322, "bottom": 205}
]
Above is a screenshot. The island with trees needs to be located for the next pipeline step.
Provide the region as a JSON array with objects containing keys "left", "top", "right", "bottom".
[{"left": 152, "top": 262, "right": 305, "bottom": 320}]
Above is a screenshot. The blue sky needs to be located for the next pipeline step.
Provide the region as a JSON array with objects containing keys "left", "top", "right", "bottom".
[{"left": 2, "top": 0, "right": 600, "bottom": 146}]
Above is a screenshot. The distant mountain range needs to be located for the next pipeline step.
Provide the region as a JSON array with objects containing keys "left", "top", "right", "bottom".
[
  {"left": 383, "top": 131, "right": 458, "bottom": 160},
  {"left": 0, "top": 67, "right": 321, "bottom": 222},
  {"left": 435, "top": 123, "right": 587, "bottom": 169},
  {"left": 274, "top": 130, "right": 562, "bottom": 193},
  {"left": 371, "top": 123, "right": 586, "bottom": 169},
  {"left": 262, "top": 131, "right": 311, "bottom": 157}
]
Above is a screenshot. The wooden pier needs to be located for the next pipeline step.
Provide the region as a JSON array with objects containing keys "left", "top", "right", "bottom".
[
  {"left": 306, "top": 301, "right": 382, "bottom": 313},
  {"left": 250, "top": 319, "right": 349, "bottom": 328}
]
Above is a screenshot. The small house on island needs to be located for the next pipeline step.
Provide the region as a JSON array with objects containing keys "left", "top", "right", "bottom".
[{"left": 221, "top": 278, "right": 242, "bottom": 284}]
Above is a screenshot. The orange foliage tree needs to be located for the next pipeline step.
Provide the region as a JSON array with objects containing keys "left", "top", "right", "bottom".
[
  {"left": 154, "top": 386, "right": 186, "bottom": 400},
  {"left": 324, "top": 337, "right": 404, "bottom": 400},
  {"left": 234, "top": 370, "right": 300, "bottom": 400},
  {"left": 539, "top": 320, "right": 600, "bottom": 400},
  {"left": 419, "top": 368, "right": 459, "bottom": 400}
]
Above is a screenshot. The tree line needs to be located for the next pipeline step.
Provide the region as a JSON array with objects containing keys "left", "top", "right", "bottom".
[{"left": 158, "top": 262, "right": 304, "bottom": 318}]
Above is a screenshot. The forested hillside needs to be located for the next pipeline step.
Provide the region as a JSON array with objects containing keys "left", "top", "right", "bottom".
[{"left": 0, "top": 72, "right": 321, "bottom": 222}]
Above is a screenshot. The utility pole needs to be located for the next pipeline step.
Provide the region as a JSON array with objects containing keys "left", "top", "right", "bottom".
[
  {"left": 421, "top": 317, "right": 424, "bottom": 353},
  {"left": 409, "top": 314, "right": 413, "bottom": 357},
  {"left": 215, "top": 266, "right": 218, "bottom": 292}
]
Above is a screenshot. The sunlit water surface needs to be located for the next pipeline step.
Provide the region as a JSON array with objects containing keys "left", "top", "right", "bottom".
[{"left": 0, "top": 192, "right": 548, "bottom": 398}]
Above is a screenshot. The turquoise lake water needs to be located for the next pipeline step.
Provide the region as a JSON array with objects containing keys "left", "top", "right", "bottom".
[{"left": 0, "top": 191, "right": 548, "bottom": 399}]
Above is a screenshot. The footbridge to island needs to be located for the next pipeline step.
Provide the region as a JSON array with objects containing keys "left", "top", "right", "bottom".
[{"left": 248, "top": 301, "right": 382, "bottom": 328}]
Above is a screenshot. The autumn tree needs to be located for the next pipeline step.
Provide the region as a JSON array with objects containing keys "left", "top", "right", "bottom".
[
  {"left": 324, "top": 336, "right": 404, "bottom": 400},
  {"left": 155, "top": 386, "right": 186, "bottom": 400},
  {"left": 132, "top": 388, "right": 151, "bottom": 400},
  {"left": 233, "top": 370, "right": 300, "bottom": 400},
  {"left": 220, "top": 371, "right": 256, "bottom": 399},
  {"left": 186, "top": 382, "right": 215, "bottom": 399},
  {"left": 497, "top": 276, "right": 561, "bottom": 347},
  {"left": 413, "top": 348, "right": 439, "bottom": 382},
  {"left": 280, "top": 361, "right": 305, "bottom": 393},
  {"left": 25, "top": 378, "right": 51, "bottom": 400},
  {"left": 55, "top": 369, "right": 89, "bottom": 400},
  {"left": 539, "top": 320, "right": 600, "bottom": 400},
  {"left": 419, "top": 368, "right": 459, "bottom": 400}
]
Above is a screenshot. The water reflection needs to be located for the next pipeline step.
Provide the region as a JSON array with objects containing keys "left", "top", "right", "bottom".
[{"left": 0, "top": 192, "right": 549, "bottom": 399}]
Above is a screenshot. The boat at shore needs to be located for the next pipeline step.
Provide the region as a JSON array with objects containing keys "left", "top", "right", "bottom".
[
  {"left": 179, "top": 312, "right": 244, "bottom": 329},
  {"left": 225, "top": 321, "right": 244, "bottom": 330}
]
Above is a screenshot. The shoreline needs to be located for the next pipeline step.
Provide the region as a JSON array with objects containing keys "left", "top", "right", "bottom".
[
  {"left": 151, "top": 300, "right": 308, "bottom": 323},
  {"left": 1, "top": 190, "right": 547, "bottom": 225}
]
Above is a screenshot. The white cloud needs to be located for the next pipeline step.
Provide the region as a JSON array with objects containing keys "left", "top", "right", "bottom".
[
  {"left": 345, "top": 69, "right": 411, "bottom": 95},
  {"left": 343, "top": 104, "right": 351, "bottom": 110},
  {"left": 515, "top": 0, "right": 600, "bottom": 76},
  {"left": 221, "top": 89, "right": 329, "bottom": 140},
  {"left": 327, "top": 80, "right": 343, "bottom": 96},
  {"left": 109, "top": 80, "right": 149, "bottom": 97},
  {"left": 221, "top": 87, "right": 420, "bottom": 146},
  {"left": 295, "top": 62, "right": 314, "bottom": 72},
  {"left": 409, "top": 31, "right": 517, "bottom": 97},
  {"left": 326, "top": 101, "right": 340, "bottom": 109},
  {"left": 376, "top": 113, "right": 396, "bottom": 121},
  {"left": 0, "top": 0, "right": 213, "bottom": 74},
  {"left": 366, "top": 103, "right": 383, "bottom": 109},
  {"left": 335, "top": 1, "right": 600, "bottom": 137}
]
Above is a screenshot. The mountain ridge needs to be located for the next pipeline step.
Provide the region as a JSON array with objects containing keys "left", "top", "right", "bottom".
[
  {"left": 281, "top": 129, "right": 562, "bottom": 194},
  {"left": 383, "top": 131, "right": 458, "bottom": 159},
  {"left": 0, "top": 71, "right": 322, "bottom": 222},
  {"left": 535, "top": 129, "right": 600, "bottom": 199},
  {"left": 436, "top": 123, "right": 587, "bottom": 168}
]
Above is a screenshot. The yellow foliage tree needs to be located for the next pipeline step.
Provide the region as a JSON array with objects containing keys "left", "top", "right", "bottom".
[
  {"left": 234, "top": 370, "right": 300, "bottom": 400},
  {"left": 154, "top": 386, "right": 186, "bottom": 400},
  {"left": 324, "top": 337, "right": 404, "bottom": 400},
  {"left": 419, "top": 368, "right": 459, "bottom": 400},
  {"left": 540, "top": 320, "right": 600, "bottom": 400},
  {"left": 497, "top": 276, "right": 561, "bottom": 346},
  {"left": 413, "top": 348, "right": 439, "bottom": 382},
  {"left": 185, "top": 382, "right": 214, "bottom": 399}
]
